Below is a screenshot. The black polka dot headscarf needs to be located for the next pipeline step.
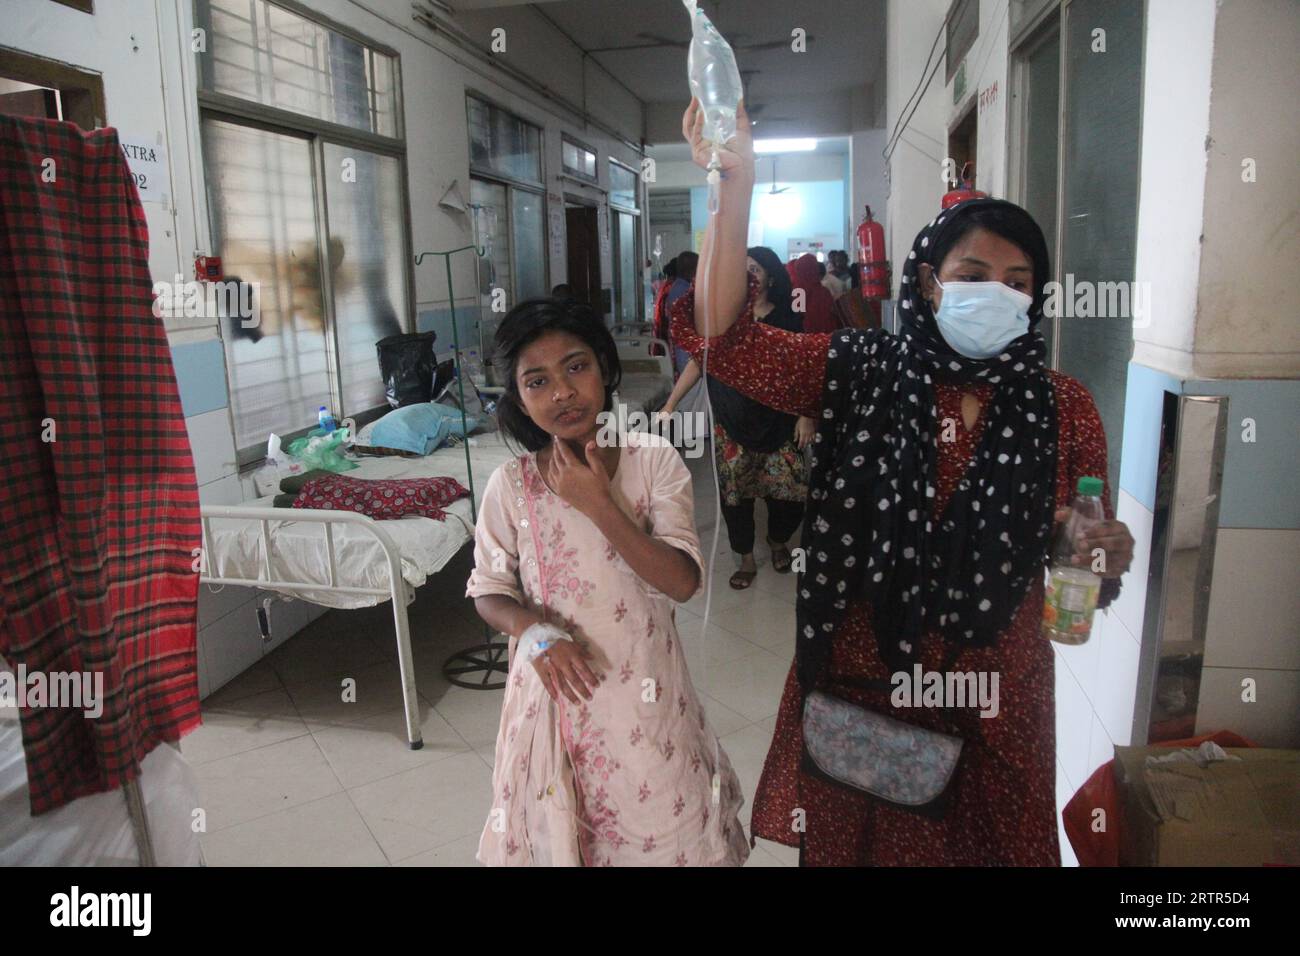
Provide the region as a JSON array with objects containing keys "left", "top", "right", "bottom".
[{"left": 795, "top": 198, "right": 1059, "bottom": 686}]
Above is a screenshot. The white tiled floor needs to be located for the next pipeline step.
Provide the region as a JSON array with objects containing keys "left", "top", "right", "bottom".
[
  {"left": 183, "top": 451, "right": 805, "bottom": 866},
  {"left": 185, "top": 449, "right": 1097, "bottom": 867}
]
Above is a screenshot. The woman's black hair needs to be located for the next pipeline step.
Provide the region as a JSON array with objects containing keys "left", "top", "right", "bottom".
[
  {"left": 746, "top": 245, "right": 794, "bottom": 312},
  {"left": 848, "top": 261, "right": 862, "bottom": 288},
  {"left": 491, "top": 297, "right": 622, "bottom": 453},
  {"left": 676, "top": 251, "right": 700, "bottom": 281},
  {"left": 926, "top": 201, "right": 1052, "bottom": 319},
  {"left": 663, "top": 257, "right": 678, "bottom": 280}
]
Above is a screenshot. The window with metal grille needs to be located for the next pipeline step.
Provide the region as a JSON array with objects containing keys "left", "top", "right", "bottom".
[{"left": 196, "top": 0, "right": 411, "bottom": 465}]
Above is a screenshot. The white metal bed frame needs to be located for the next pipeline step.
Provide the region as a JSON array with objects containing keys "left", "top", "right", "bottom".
[{"left": 198, "top": 505, "right": 427, "bottom": 750}]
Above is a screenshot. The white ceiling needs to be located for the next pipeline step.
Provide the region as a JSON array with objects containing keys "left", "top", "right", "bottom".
[{"left": 448, "top": 0, "right": 887, "bottom": 141}]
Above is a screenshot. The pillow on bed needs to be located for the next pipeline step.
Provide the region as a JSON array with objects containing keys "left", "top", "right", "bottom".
[{"left": 369, "top": 403, "right": 479, "bottom": 456}]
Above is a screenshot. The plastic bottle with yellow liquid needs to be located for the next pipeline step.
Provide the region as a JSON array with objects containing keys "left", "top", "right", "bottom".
[{"left": 1042, "top": 476, "right": 1105, "bottom": 644}]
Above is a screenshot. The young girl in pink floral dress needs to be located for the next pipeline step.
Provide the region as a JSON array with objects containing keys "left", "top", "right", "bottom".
[{"left": 466, "top": 295, "right": 748, "bottom": 867}]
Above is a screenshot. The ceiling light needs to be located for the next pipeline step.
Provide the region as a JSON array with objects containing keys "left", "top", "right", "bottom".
[{"left": 754, "top": 139, "right": 817, "bottom": 153}]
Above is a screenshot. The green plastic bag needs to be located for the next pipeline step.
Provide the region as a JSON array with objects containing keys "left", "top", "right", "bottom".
[{"left": 286, "top": 428, "right": 358, "bottom": 473}]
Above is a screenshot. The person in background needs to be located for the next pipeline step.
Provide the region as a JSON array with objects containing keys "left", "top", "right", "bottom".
[
  {"left": 551, "top": 283, "right": 574, "bottom": 302},
  {"left": 651, "top": 257, "right": 679, "bottom": 357},
  {"left": 830, "top": 261, "right": 880, "bottom": 331},
  {"left": 657, "top": 246, "right": 814, "bottom": 589},
  {"left": 823, "top": 250, "right": 852, "bottom": 298},
  {"left": 786, "top": 253, "right": 836, "bottom": 333},
  {"left": 665, "top": 251, "right": 699, "bottom": 374}
]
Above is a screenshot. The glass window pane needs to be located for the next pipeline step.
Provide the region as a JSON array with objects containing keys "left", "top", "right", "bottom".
[
  {"left": 471, "top": 177, "right": 511, "bottom": 355},
  {"left": 322, "top": 143, "right": 409, "bottom": 417},
  {"left": 562, "top": 136, "right": 596, "bottom": 181},
  {"left": 1056, "top": 0, "right": 1143, "bottom": 498},
  {"left": 204, "top": 117, "right": 330, "bottom": 455},
  {"left": 204, "top": 0, "right": 398, "bottom": 137},
  {"left": 511, "top": 188, "right": 546, "bottom": 302},
  {"left": 468, "top": 95, "right": 541, "bottom": 184},
  {"left": 610, "top": 161, "right": 638, "bottom": 209},
  {"left": 615, "top": 211, "right": 637, "bottom": 325}
]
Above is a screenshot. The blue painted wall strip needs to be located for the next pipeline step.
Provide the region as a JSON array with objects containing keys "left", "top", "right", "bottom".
[
  {"left": 1118, "top": 362, "right": 1183, "bottom": 511},
  {"left": 171, "top": 339, "right": 229, "bottom": 418},
  {"left": 1183, "top": 378, "right": 1300, "bottom": 530}
]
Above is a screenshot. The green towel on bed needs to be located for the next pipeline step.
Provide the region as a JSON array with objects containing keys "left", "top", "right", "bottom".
[
  {"left": 278, "top": 469, "right": 332, "bottom": 494},
  {"left": 273, "top": 493, "right": 298, "bottom": 509}
]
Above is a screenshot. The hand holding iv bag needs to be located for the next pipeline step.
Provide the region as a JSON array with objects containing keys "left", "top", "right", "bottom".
[{"left": 683, "top": 0, "right": 743, "bottom": 214}]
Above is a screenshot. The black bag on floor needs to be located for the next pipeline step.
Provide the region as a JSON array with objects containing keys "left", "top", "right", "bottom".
[{"left": 376, "top": 332, "right": 437, "bottom": 408}]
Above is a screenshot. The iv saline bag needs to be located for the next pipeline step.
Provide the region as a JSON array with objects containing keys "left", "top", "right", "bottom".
[{"left": 683, "top": 0, "right": 743, "bottom": 214}]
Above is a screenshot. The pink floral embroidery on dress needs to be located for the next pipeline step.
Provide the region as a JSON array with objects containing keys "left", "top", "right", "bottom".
[
  {"left": 638, "top": 782, "right": 651, "bottom": 803},
  {"left": 674, "top": 852, "right": 688, "bottom": 866},
  {"left": 565, "top": 703, "right": 629, "bottom": 858},
  {"left": 619, "top": 661, "right": 634, "bottom": 684},
  {"left": 642, "top": 835, "right": 657, "bottom": 853},
  {"left": 614, "top": 599, "right": 628, "bottom": 623},
  {"left": 541, "top": 520, "right": 596, "bottom": 606},
  {"left": 629, "top": 725, "right": 643, "bottom": 746},
  {"left": 673, "top": 794, "right": 686, "bottom": 817}
]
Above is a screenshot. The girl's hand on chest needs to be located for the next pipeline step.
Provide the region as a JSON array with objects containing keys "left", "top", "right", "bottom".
[{"left": 543, "top": 436, "right": 617, "bottom": 517}]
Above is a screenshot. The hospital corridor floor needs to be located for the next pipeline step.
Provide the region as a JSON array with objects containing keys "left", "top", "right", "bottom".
[{"left": 182, "top": 451, "right": 803, "bottom": 866}]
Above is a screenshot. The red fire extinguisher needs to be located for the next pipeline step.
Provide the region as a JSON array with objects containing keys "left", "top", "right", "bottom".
[
  {"left": 942, "top": 162, "right": 988, "bottom": 209},
  {"left": 856, "top": 205, "right": 890, "bottom": 300}
]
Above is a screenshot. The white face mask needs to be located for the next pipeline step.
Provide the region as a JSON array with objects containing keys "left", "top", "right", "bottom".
[{"left": 931, "top": 277, "right": 1032, "bottom": 359}]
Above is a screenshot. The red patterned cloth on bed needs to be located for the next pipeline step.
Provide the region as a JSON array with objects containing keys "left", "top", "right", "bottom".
[{"left": 291, "top": 475, "right": 469, "bottom": 521}]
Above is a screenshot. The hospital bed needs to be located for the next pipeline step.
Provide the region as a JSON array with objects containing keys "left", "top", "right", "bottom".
[
  {"left": 611, "top": 334, "right": 674, "bottom": 416},
  {"left": 198, "top": 430, "right": 517, "bottom": 751}
]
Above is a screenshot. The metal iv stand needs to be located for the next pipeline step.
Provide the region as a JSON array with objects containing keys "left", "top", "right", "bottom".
[{"left": 412, "top": 244, "right": 509, "bottom": 690}]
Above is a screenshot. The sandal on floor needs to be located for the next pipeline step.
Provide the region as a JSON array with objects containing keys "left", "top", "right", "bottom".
[
  {"left": 768, "top": 538, "right": 793, "bottom": 574},
  {"left": 729, "top": 568, "right": 758, "bottom": 590}
]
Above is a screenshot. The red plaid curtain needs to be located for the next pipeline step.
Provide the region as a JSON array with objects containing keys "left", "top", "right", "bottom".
[{"left": 0, "top": 114, "right": 202, "bottom": 815}]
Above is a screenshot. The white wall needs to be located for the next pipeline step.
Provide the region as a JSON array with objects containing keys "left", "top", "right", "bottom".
[
  {"left": 1130, "top": 0, "right": 1217, "bottom": 380},
  {"left": 883, "top": 0, "right": 948, "bottom": 286},
  {"left": 1191, "top": 0, "right": 1300, "bottom": 379},
  {"left": 850, "top": 127, "right": 889, "bottom": 243}
]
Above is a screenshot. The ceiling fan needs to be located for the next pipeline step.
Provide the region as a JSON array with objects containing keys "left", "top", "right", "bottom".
[{"left": 763, "top": 156, "right": 791, "bottom": 195}]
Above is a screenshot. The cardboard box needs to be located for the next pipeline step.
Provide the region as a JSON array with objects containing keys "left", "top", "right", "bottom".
[{"left": 1114, "top": 746, "right": 1300, "bottom": 866}]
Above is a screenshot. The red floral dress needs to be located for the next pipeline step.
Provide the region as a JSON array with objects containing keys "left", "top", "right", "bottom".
[{"left": 671, "top": 277, "right": 1115, "bottom": 866}]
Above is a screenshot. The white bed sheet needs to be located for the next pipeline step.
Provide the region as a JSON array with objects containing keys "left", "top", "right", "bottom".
[
  {"left": 203, "top": 433, "right": 517, "bottom": 609},
  {"left": 0, "top": 689, "right": 201, "bottom": 866}
]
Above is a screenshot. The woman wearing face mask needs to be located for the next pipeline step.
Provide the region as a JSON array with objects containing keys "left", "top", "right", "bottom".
[{"left": 671, "top": 98, "right": 1135, "bottom": 865}]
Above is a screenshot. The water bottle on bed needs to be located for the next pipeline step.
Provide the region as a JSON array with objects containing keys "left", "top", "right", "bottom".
[{"left": 318, "top": 405, "right": 337, "bottom": 434}]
